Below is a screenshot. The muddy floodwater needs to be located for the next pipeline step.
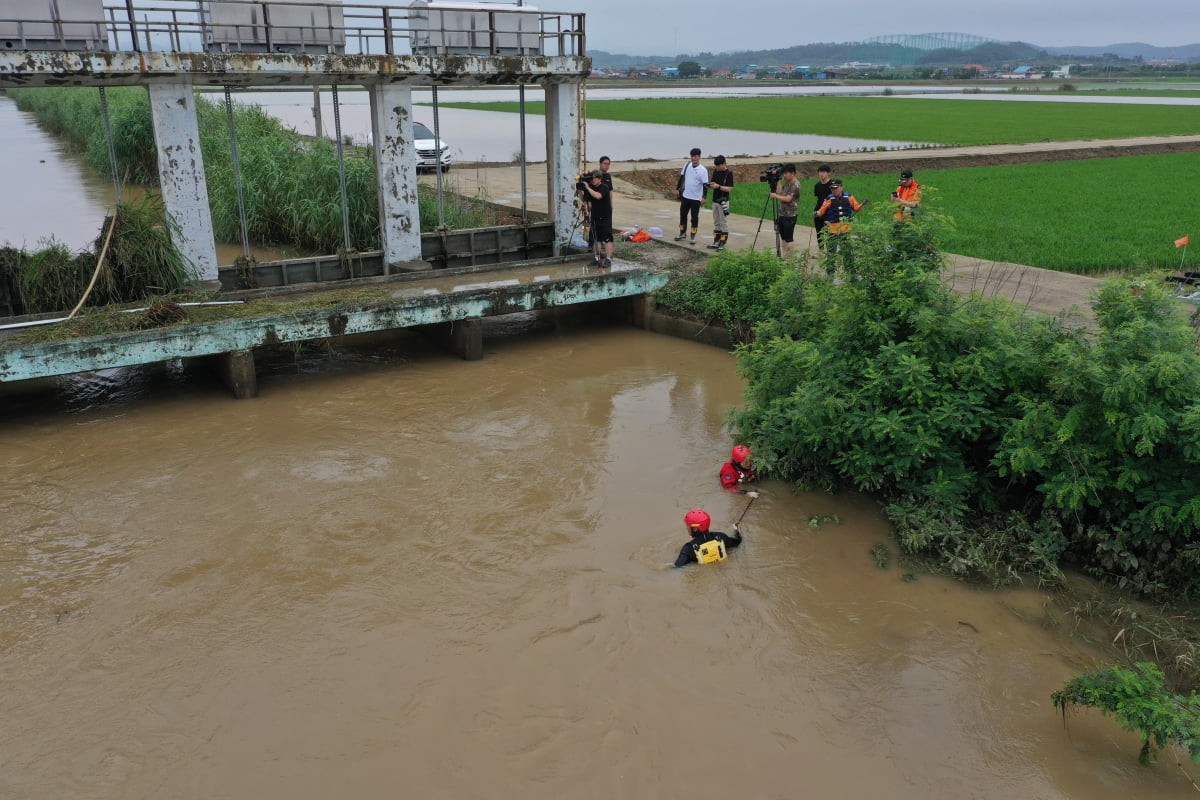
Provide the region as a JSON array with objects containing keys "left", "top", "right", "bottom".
[
  {"left": 0, "top": 317, "right": 1192, "bottom": 798},
  {"left": 0, "top": 94, "right": 297, "bottom": 264}
]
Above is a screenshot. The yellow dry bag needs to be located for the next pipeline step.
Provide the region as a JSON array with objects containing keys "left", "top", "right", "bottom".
[{"left": 694, "top": 538, "right": 727, "bottom": 565}]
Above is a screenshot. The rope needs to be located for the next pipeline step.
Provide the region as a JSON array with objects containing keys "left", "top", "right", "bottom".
[{"left": 65, "top": 212, "right": 118, "bottom": 321}]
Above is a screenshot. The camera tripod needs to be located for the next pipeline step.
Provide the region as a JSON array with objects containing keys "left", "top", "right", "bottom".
[{"left": 750, "top": 186, "right": 781, "bottom": 257}]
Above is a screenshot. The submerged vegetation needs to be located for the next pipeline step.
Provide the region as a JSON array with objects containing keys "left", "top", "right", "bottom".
[
  {"left": 6, "top": 87, "right": 490, "bottom": 256},
  {"left": 1053, "top": 663, "right": 1200, "bottom": 766}
]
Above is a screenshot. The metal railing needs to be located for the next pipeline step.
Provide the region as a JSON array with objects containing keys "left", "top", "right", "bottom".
[{"left": 0, "top": 1, "right": 585, "bottom": 57}]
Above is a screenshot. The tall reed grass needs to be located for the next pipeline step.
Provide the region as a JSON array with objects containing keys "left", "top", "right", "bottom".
[
  {"left": 0, "top": 195, "right": 191, "bottom": 315},
  {"left": 7, "top": 87, "right": 490, "bottom": 256}
]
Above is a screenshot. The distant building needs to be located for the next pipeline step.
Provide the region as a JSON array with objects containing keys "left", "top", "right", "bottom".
[{"left": 1000, "top": 65, "right": 1042, "bottom": 79}]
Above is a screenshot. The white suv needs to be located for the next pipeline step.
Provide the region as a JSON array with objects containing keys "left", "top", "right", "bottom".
[{"left": 414, "top": 122, "right": 451, "bottom": 172}]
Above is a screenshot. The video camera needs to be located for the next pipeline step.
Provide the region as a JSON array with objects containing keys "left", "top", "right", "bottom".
[
  {"left": 573, "top": 173, "right": 588, "bottom": 193},
  {"left": 759, "top": 163, "right": 785, "bottom": 188}
]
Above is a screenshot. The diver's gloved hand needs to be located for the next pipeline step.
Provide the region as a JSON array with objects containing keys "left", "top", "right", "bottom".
[{"left": 747, "top": 491, "right": 760, "bottom": 499}]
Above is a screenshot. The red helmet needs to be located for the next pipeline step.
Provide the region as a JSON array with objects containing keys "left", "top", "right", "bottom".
[
  {"left": 684, "top": 509, "right": 711, "bottom": 532},
  {"left": 731, "top": 444, "right": 751, "bottom": 463}
]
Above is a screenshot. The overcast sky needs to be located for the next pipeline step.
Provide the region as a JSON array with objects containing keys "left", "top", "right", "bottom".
[{"left": 541, "top": 0, "right": 1197, "bottom": 56}]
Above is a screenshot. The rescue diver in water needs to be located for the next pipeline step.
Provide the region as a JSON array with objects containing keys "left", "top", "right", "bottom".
[
  {"left": 720, "top": 444, "right": 758, "bottom": 494},
  {"left": 674, "top": 509, "right": 744, "bottom": 568}
]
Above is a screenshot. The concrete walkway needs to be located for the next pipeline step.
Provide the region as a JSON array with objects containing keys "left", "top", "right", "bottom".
[{"left": 425, "top": 149, "right": 1131, "bottom": 319}]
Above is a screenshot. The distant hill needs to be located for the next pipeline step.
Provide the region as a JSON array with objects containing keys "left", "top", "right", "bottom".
[
  {"left": 1046, "top": 42, "right": 1200, "bottom": 61},
  {"left": 589, "top": 40, "right": 1200, "bottom": 70}
]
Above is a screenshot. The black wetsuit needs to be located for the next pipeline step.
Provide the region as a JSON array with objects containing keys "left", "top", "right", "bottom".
[{"left": 674, "top": 529, "right": 742, "bottom": 568}]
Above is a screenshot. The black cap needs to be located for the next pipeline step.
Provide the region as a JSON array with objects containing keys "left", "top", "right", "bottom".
[
  {"left": 829, "top": 179, "right": 843, "bottom": 188},
  {"left": 900, "top": 169, "right": 913, "bottom": 179},
  {"left": 818, "top": 164, "right": 832, "bottom": 172}
]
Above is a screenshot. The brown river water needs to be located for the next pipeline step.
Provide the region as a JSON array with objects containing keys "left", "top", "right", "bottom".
[{"left": 0, "top": 314, "right": 1193, "bottom": 799}]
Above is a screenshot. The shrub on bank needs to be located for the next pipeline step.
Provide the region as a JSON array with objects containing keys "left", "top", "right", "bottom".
[
  {"left": 696, "top": 212, "right": 1200, "bottom": 598},
  {"left": 655, "top": 248, "right": 786, "bottom": 340}
]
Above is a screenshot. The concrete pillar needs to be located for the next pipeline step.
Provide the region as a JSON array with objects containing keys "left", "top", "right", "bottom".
[
  {"left": 544, "top": 81, "right": 582, "bottom": 255},
  {"left": 369, "top": 83, "right": 425, "bottom": 268},
  {"left": 422, "top": 318, "right": 483, "bottom": 361},
  {"left": 146, "top": 82, "right": 218, "bottom": 283},
  {"left": 209, "top": 349, "right": 258, "bottom": 399}
]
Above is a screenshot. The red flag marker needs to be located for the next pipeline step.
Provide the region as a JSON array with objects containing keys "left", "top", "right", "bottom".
[{"left": 1176, "top": 235, "right": 1190, "bottom": 248}]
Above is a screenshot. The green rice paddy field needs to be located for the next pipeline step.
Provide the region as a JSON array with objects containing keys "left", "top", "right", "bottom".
[
  {"left": 452, "top": 95, "right": 1200, "bottom": 146},
  {"left": 452, "top": 96, "right": 1200, "bottom": 273},
  {"left": 729, "top": 153, "right": 1198, "bottom": 273}
]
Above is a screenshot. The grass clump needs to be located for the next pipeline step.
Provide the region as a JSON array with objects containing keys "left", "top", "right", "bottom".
[
  {"left": 0, "top": 195, "right": 192, "bottom": 315},
  {"left": 655, "top": 248, "right": 787, "bottom": 341}
]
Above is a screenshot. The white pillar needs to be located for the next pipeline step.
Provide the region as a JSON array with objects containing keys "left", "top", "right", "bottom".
[
  {"left": 544, "top": 81, "right": 582, "bottom": 254},
  {"left": 146, "top": 82, "right": 218, "bottom": 283},
  {"left": 370, "top": 84, "right": 423, "bottom": 266}
]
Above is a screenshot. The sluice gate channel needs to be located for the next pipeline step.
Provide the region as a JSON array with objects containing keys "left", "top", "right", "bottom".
[
  {"left": 0, "top": 260, "right": 667, "bottom": 398},
  {"left": 0, "top": 2, "right": 631, "bottom": 399}
]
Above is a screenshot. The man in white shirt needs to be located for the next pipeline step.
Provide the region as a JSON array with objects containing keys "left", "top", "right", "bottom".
[{"left": 674, "top": 147, "right": 708, "bottom": 245}]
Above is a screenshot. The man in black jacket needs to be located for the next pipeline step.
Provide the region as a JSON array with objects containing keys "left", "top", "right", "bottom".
[
  {"left": 706, "top": 155, "right": 735, "bottom": 251},
  {"left": 812, "top": 164, "right": 833, "bottom": 249}
]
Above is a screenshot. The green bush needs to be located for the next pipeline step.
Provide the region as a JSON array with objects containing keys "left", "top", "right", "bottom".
[
  {"left": 731, "top": 212, "right": 1200, "bottom": 596},
  {"left": 655, "top": 248, "right": 787, "bottom": 340},
  {"left": 995, "top": 280, "right": 1200, "bottom": 596},
  {"left": 1053, "top": 662, "right": 1200, "bottom": 765}
]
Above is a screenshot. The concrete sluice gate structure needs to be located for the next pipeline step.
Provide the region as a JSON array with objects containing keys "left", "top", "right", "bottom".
[
  {"left": 0, "top": 2, "right": 669, "bottom": 398},
  {"left": 0, "top": 0, "right": 589, "bottom": 281}
]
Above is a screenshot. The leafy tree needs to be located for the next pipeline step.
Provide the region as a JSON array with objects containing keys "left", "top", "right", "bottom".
[
  {"left": 677, "top": 60, "right": 702, "bottom": 78},
  {"left": 1053, "top": 663, "right": 1200, "bottom": 765},
  {"left": 995, "top": 280, "right": 1200, "bottom": 596}
]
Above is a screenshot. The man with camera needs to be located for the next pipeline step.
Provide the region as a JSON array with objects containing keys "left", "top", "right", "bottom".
[
  {"left": 579, "top": 169, "right": 613, "bottom": 268},
  {"left": 674, "top": 147, "right": 708, "bottom": 245},
  {"left": 767, "top": 164, "right": 800, "bottom": 258},
  {"left": 706, "top": 155, "right": 734, "bottom": 251}
]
